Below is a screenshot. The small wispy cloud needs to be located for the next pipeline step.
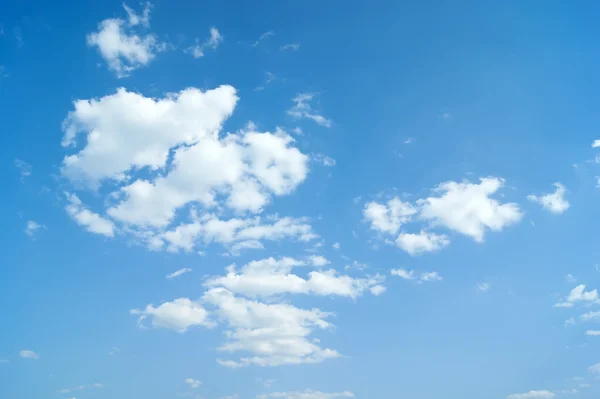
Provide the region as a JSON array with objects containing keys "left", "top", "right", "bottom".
[
  {"left": 166, "top": 268, "right": 192, "bottom": 280},
  {"left": 185, "top": 27, "right": 223, "bottom": 58},
  {"left": 287, "top": 93, "right": 331, "bottom": 127},
  {"left": 19, "top": 350, "right": 39, "bottom": 360},
  {"left": 311, "top": 153, "right": 336, "bottom": 167},
  {"left": 280, "top": 43, "right": 300, "bottom": 51},
  {"left": 25, "top": 220, "right": 44, "bottom": 238},
  {"left": 59, "top": 383, "right": 104, "bottom": 394},
  {"left": 476, "top": 282, "right": 491, "bottom": 293},
  {"left": 391, "top": 268, "right": 443, "bottom": 283},
  {"left": 185, "top": 378, "right": 202, "bottom": 389},
  {"left": 14, "top": 159, "right": 32, "bottom": 181},
  {"left": 253, "top": 30, "right": 274, "bottom": 47},
  {"left": 253, "top": 71, "right": 276, "bottom": 91}
]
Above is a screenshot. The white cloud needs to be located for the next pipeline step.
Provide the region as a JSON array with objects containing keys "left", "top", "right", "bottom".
[
  {"left": 19, "top": 350, "right": 39, "bottom": 360},
  {"left": 205, "top": 287, "right": 339, "bottom": 368},
  {"left": 87, "top": 3, "right": 163, "bottom": 77},
  {"left": 566, "top": 274, "right": 577, "bottom": 283},
  {"left": 24, "top": 220, "right": 44, "bottom": 237},
  {"left": 391, "top": 269, "right": 443, "bottom": 283},
  {"left": 130, "top": 298, "right": 213, "bottom": 332},
  {"left": 506, "top": 390, "right": 555, "bottom": 399},
  {"left": 363, "top": 177, "right": 520, "bottom": 255},
  {"left": 581, "top": 311, "right": 600, "bottom": 321},
  {"left": 185, "top": 27, "right": 223, "bottom": 58},
  {"left": 60, "top": 85, "right": 237, "bottom": 184},
  {"left": 417, "top": 177, "right": 522, "bottom": 242},
  {"left": 257, "top": 390, "right": 354, "bottom": 399},
  {"left": 476, "top": 282, "right": 491, "bottom": 293},
  {"left": 332, "top": 242, "right": 340, "bottom": 250},
  {"left": 589, "top": 362, "right": 600, "bottom": 374},
  {"left": 592, "top": 140, "right": 600, "bottom": 148},
  {"left": 527, "top": 183, "right": 570, "bottom": 214},
  {"left": 253, "top": 31, "right": 275, "bottom": 47},
  {"left": 185, "top": 378, "right": 202, "bottom": 389},
  {"left": 585, "top": 330, "right": 600, "bottom": 336},
  {"left": 14, "top": 159, "right": 32, "bottom": 180},
  {"left": 65, "top": 193, "right": 115, "bottom": 237},
  {"left": 395, "top": 231, "right": 449, "bottom": 255},
  {"left": 156, "top": 215, "right": 317, "bottom": 254},
  {"left": 555, "top": 285, "right": 599, "bottom": 308},
  {"left": 166, "top": 268, "right": 192, "bottom": 279},
  {"left": 369, "top": 285, "right": 385, "bottom": 295},
  {"left": 206, "top": 257, "right": 383, "bottom": 299},
  {"left": 364, "top": 197, "right": 416, "bottom": 235},
  {"left": 280, "top": 43, "right": 300, "bottom": 51},
  {"left": 287, "top": 93, "right": 331, "bottom": 127},
  {"left": 60, "top": 86, "right": 315, "bottom": 254}
]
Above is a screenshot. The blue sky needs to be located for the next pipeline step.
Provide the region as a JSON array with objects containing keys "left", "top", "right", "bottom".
[{"left": 2, "top": 1, "right": 600, "bottom": 399}]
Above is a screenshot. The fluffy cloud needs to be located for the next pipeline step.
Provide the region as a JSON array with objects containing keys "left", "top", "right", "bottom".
[
  {"left": 257, "top": 390, "right": 354, "bottom": 399},
  {"left": 185, "top": 27, "right": 223, "bottom": 58},
  {"left": 205, "top": 287, "right": 339, "bottom": 368},
  {"left": 65, "top": 193, "right": 115, "bottom": 237},
  {"left": 61, "top": 85, "right": 238, "bottom": 185},
  {"left": 363, "top": 177, "right": 522, "bottom": 255},
  {"left": 506, "top": 391, "right": 555, "bottom": 399},
  {"left": 156, "top": 215, "right": 317, "bottom": 254},
  {"left": 130, "top": 298, "right": 213, "bottom": 332},
  {"left": 554, "top": 285, "right": 599, "bottom": 308},
  {"left": 395, "top": 231, "right": 449, "bottom": 255},
  {"left": 527, "top": 183, "right": 570, "bottom": 214},
  {"left": 60, "top": 85, "right": 316, "bottom": 254},
  {"left": 418, "top": 177, "right": 522, "bottom": 242},
  {"left": 592, "top": 140, "right": 600, "bottom": 148},
  {"left": 206, "top": 257, "right": 383, "bottom": 299},
  {"left": 390, "top": 269, "right": 443, "bottom": 283},
  {"left": 364, "top": 197, "right": 416, "bottom": 234},
  {"left": 287, "top": 94, "right": 331, "bottom": 127},
  {"left": 87, "top": 3, "right": 164, "bottom": 77},
  {"left": 19, "top": 350, "right": 39, "bottom": 360}
]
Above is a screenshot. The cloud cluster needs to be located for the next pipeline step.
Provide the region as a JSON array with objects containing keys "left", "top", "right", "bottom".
[
  {"left": 364, "top": 177, "right": 523, "bottom": 255},
  {"left": 60, "top": 85, "right": 316, "bottom": 255},
  {"left": 131, "top": 256, "right": 383, "bottom": 367}
]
